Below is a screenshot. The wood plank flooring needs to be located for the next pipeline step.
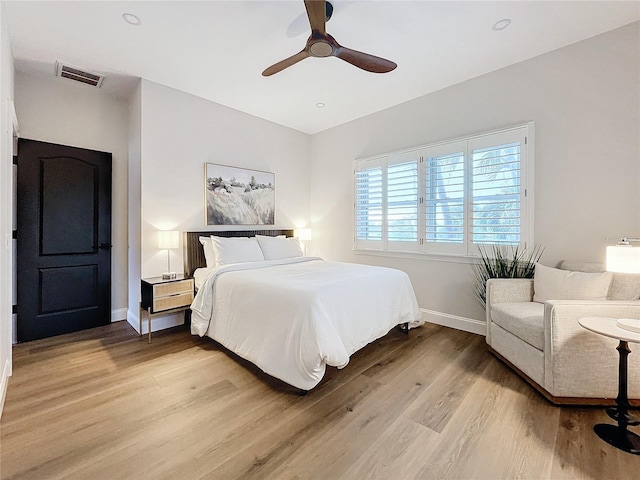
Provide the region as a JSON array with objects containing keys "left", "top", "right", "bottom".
[{"left": 1, "top": 321, "right": 638, "bottom": 479}]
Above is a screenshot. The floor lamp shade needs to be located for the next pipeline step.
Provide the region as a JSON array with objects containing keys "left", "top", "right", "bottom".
[
  {"left": 606, "top": 245, "right": 640, "bottom": 274},
  {"left": 606, "top": 244, "right": 640, "bottom": 333},
  {"left": 158, "top": 231, "right": 180, "bottom": 279}
]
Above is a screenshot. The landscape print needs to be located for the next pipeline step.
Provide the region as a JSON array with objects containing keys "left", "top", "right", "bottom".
[{"left": 205, "top": 163, "right": 275, "bottom": 225}]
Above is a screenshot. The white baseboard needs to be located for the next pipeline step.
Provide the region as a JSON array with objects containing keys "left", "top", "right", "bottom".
[
  {"left": 127, "top": 309, "right": 140, "bottom": 333},
  {"left": 127, "top": 309, "right": 185, "bottom": 335},
  {"left": 0, "top": 358, "right": 11, "bottom": 419},
  {"left": 421, "top": 308, "right": 486, "bottom": 336},
  {"left": 111, "top": 308, "right": 128, "bottom": 323}
]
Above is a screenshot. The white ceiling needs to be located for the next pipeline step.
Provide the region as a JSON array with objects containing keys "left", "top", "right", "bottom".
[{"left": 5, "top": 1, "right": 640, "bottom": 134}]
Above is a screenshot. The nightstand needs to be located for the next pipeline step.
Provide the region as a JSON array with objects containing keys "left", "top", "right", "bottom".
[{"left": 140, "top": 275, "right": 194, "bottom": 343}]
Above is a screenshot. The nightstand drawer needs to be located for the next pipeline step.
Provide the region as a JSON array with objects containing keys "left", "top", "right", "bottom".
[
  {"left": 153, "top": 279, "right": 193, "bottom": 298},
  {"left": 153, "top": 291, "right": 194, "bottom": 313}
]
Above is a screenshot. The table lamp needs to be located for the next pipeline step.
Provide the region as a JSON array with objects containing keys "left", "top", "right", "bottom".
[
  {"left": 158, "top": 230, "right": 180, "bottom": 279},
  {"left": 294, "top": 228, "right": 312, "bottom": 255},
  {"left": 606, "top": 237, "right": 640, "bottom": 333}
]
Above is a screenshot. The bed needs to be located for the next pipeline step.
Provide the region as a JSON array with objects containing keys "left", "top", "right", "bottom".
[{"left": 184, "top": 230, "right": 423, "bottom": 391}]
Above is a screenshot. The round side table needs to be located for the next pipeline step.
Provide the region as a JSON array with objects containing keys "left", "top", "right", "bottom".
[{"left": 579, "top": 317, "right": 640, "bottom": 455}]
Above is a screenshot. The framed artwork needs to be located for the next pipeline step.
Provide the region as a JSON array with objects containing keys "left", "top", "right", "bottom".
[{"left": 205, "top": 163, "right": 275, "bottom": 225}]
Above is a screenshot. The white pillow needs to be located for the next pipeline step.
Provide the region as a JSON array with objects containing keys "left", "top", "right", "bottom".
[
  {"left": 210, "top": 236, "right": 265, "bottom": 266},
  {"left": 533, "top": 263, "right": 613, "bottom": 303},
  {"left": 199, "top": 236, "right": 216, "bottom": 268},
  {"left": 255, "top": 235, "right": 303, "bottom": 260}
]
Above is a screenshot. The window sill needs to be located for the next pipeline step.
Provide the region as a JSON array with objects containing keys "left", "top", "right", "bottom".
[{"left": 353, "top": 248, "right": 478, "bottom": 265}]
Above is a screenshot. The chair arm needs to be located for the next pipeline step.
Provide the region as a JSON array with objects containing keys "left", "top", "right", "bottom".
[
  {"left": 543, "top": 300, "right": 640, "bottom": 398},
  {"left": 485, "top": 279, "right": 534, "bottom": 344},
  {"left": 486, "top": 278, "right": 534, "bottom": 304}
]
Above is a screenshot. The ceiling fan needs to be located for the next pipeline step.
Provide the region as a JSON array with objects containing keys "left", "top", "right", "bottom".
[{"left": 262, "top": 0, "right": 397, "bottom": 76}]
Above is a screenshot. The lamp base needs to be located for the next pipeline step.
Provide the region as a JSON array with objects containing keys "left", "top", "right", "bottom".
[
  {"left": 162, "top": 272, "right": 177, "bottom": 280},
  {"left": 617, "top": 318, "right": 640, "bottom": 334}
]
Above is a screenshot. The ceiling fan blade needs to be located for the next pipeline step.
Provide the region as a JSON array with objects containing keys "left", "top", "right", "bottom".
[
  {"left": 262, "top": 50, "right": 310, "bottom": 76},
  {"left": 286, "top": 1, "right": 340, "bottom": 38},
  {"left": 334, "top": 46, "right": 397, "bottom": 73},
  {"left": 304, "top": 0, "right": 327, "bottom": 34}
]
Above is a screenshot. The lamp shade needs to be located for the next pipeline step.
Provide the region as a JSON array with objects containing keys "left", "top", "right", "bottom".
[
  {"left": 158, "top": 230, "right": 179, "bottom": 250},
  {"left": 606, "top": 245, "right": 640, "bottom": 274},
  {"left": 294, "top": 228, "right": 312, "bottom": 241}
]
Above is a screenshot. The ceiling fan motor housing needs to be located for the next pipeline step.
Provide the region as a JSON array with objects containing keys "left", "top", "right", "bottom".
[{"left": 309, "top": 41, "right": 333, "bottom": 57}]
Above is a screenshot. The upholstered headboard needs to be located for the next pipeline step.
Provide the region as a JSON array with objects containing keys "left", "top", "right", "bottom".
[{"left": 183, "top": 229, "right": 294, "bottom": 278}]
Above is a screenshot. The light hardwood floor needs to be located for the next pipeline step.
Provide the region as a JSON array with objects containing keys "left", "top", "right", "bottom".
[{"left": 1, "top": 321, "right": 637, "bottom": 479}]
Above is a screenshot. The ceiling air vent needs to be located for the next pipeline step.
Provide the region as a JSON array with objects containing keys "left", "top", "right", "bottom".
[{"left": 55, "top": 61, "right": 105, "bottom": 88}]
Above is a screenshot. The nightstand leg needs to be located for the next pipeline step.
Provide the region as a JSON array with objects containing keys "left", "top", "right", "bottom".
[{"left": 147, "top": 307, "right": 152, "bottom": 344}]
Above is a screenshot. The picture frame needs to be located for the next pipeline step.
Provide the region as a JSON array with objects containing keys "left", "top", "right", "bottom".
[{"left": 204, "top": 163, "right": 275, "bottom": 225}]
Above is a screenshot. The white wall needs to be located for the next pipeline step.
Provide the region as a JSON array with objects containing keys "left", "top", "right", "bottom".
[
  {"left": 13, "top": 73, "right": 130, "bottom": 322},
  {"left": 0, "top": 2, "right": 15, "bottom": 412},
  {"left": 127, "top": 80, "right": 142, "bottom": 334},
  {"left": 128, "top": 80, "right": 311, "bottom": 332},
  {"left": 310, "top": 22, "right": 640, "bottom": 330}
]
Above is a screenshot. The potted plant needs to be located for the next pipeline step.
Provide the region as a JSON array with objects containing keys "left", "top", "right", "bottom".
[{"left": 473, "top": 244, "right": 544, "bottom": 308}]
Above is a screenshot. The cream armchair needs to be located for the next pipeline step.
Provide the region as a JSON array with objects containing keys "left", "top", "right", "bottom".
[{"left": 485, "top": 262, "right": 640, "bottom": 405}]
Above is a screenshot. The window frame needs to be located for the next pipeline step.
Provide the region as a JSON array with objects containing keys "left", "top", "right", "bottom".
[{"left": 353, "top": 123, "right": 534, "bottom": 258}]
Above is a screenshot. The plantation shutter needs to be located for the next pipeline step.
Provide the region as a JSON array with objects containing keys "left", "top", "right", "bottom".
[
  {"left": 423, "top": 141, "right": 467, "bottom": 255},
  {"left": 469, "top": 128, "right": 527, "bottom": 247},
  {"left": 355, "top": 157, "right": 385, "bottom": 250},
  {"left": 354, "top": 123, "right": 532, "bottom": 256},
  {"left": 387, "top": 151, "right": 420, "bottom": 251}
]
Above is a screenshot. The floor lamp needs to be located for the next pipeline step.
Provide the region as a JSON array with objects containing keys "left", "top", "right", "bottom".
[{"left": 606, "top": 237, "right": 640, "bottom": 333}]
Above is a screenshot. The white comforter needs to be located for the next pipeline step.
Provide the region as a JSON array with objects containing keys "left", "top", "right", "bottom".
[{"left": 190, "top": 257, "right": 422, "bottom": 390}]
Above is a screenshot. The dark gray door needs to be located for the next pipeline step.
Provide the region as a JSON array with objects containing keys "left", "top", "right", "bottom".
[{"left": 17, "top": 139, "right": 112, "bottom": 342}]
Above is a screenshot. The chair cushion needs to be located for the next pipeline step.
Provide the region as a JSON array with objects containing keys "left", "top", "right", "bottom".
[
  {"left": 491, "top": 302, "right": 545, "bottom": 350},
  {"left": 559, "top": 260, "right": 640, "bottom": 300},
  {"left": 533, "top": 263, "right": 612, "bottom": 303}
]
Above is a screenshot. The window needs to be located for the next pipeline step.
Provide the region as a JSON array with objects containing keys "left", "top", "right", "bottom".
[
  {"left": 354, "top": 124, "right": 532, "bottom": 257},
  {"left": 355, "top": 151, "right": 421, "bottom": 252}
]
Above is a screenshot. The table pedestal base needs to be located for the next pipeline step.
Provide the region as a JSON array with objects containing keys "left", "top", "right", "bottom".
[
  {"left": 594, "top": 423, "right": 640, "bottom": 455},
  {"left": 606, "top": 407, "right": 640, "bottom": 426}
]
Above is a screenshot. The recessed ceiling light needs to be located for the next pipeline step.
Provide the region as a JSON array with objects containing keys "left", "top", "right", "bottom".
[
  {"left": 122, "top": 13, "right": 142, "bottom": 26},
  {"left": 316, "top": 102, "right": 326, "bottom": 108},
  {"left": 492, "top": 18, "right": 511, "bottom": 31}
]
